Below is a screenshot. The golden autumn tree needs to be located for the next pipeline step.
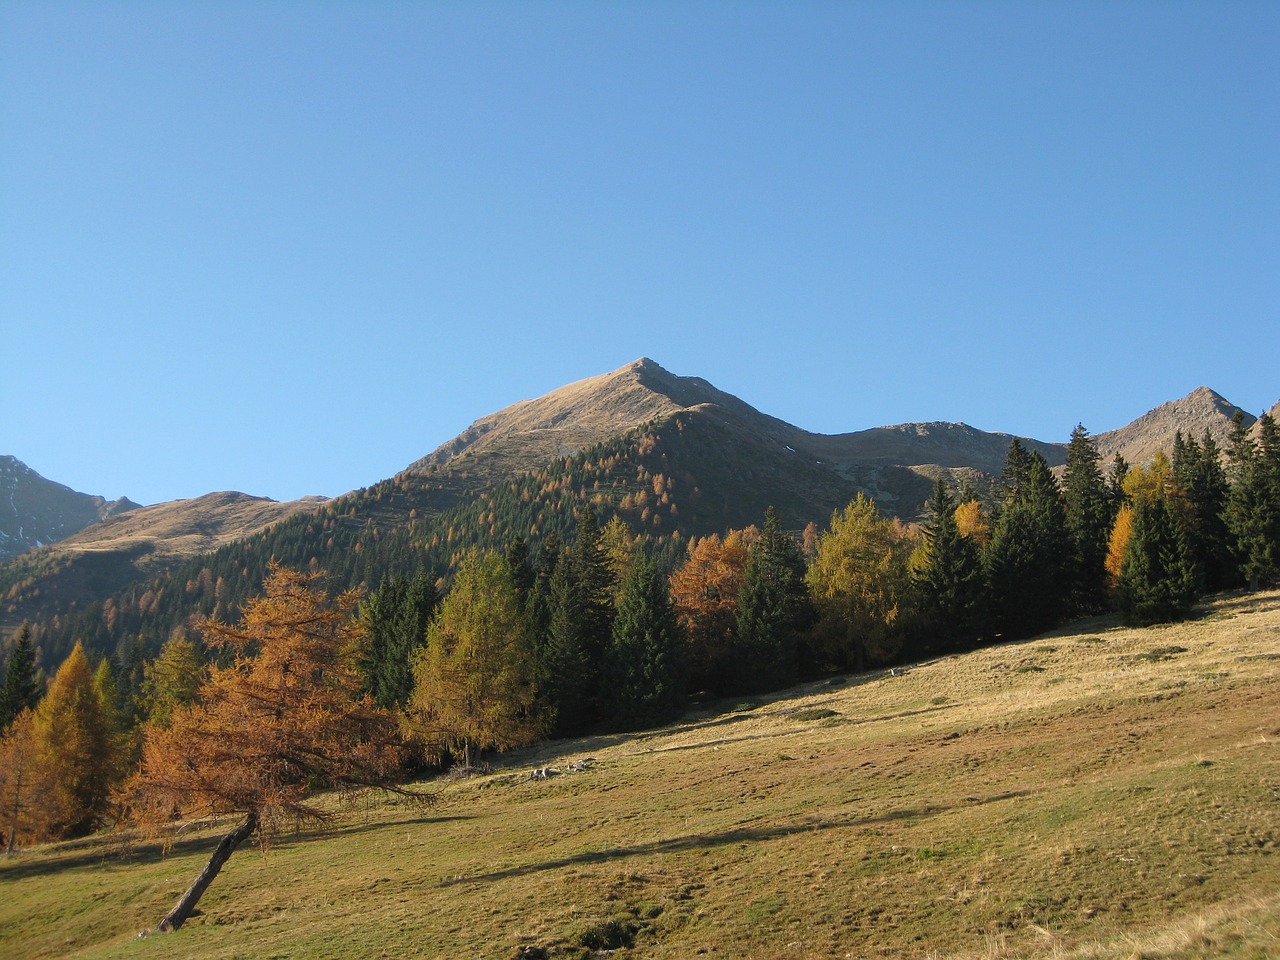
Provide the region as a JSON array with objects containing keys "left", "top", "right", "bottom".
[
  {"left": 29, "top": 642, "right": 113, "bottom": 840},
  {"left": 806, "top": 495, "right": 912, "bottom": 670},
  {"left": 403, "top": 550, "right": 540, "bottom": 768},
  {"left": 0, "top": 709, "right": 37, "bottom": 852},
  {"left": 669, "top": 528, "right": 754, "bottom": 694},
  {"left": 122, "top": 565, "right": 421, "bottom": 933}
]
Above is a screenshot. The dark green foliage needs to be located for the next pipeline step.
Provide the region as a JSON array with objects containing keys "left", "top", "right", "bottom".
[
  {"left": 540, "top": 510, "right": 617, "bottom": 736},
  {"left": 983, "top": 451, "right": 1071, "bottom": 640},
  {"left": 731, "top": 508, "right": 813, "bottom": 694},
  {"left": 1116, "top": 497, "right": 1199, "bottom": 625},
  {"left": 998, "top": 438, "right": 1035, "bottom": 505},
  {"left": 1063, "top": 425, "right": 1113, "bottom": 614},
  {"left": 607, "top": 559, "right": 686, "bottom": 729},
  {"left": 1226, "top": 413, "right": 1280, "bottom": 589},
  {"left": 1172, "top": 430, "right": 1237, "bottom": 591},
  {"left": 914, "top": 479, "right": 984, "bottom": 651},
  {"left": 1, "top": 623, "right": 43, "bottom": 729},
  {"left": 359, "top": 571, "right": 438, "bottom": 710}
]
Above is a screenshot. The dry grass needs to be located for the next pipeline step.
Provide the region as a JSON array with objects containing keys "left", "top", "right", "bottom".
[{"left": 2, "top": 590, "right": 1277, "bottom": 960}]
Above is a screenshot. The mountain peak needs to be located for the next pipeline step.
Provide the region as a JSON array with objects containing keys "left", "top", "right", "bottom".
[{"left": 1095, "top": 387, "right": 1255, "bottom": 465}]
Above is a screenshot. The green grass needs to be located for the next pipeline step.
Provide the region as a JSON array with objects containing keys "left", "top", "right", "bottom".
[{"left": 3, "top": 590, "right": 1279, "bottom": 959}]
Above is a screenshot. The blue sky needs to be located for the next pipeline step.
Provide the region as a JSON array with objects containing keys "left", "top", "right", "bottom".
[{"left": 2, "top": 1, "right": 1276, "bottom": 506}]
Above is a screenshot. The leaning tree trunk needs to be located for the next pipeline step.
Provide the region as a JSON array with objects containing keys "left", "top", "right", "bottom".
[{"left": 157, "top": 809, "right": 259, "bottom": 932}]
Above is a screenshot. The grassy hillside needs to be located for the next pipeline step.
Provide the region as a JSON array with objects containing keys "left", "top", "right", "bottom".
[{"left": 3, "top": 591, "right": 1278, "bottom": 960}]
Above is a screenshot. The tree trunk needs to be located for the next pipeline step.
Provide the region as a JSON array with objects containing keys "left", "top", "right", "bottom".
[{"left": 157, "top": 810, "right": 259, "bottom": 932}]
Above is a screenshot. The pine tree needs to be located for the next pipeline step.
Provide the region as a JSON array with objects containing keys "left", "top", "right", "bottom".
[
  {"left": 914, "top": 479, "right": 984, "bottom": 651},
  {"left": 1, "top": 624, "right": 42, "bottom": 731},
  {"left": 1063, "top": 425, "right": 1113, "bottom": 613},
  {"left": 608, "top": 559, "right": 686, "bottom": 729},
  {"left": 732, "top": 508, "right": 813, "bottom": 694},
  {"left": 1116, "top": 497, "right": 1199, "bottom": 624}
]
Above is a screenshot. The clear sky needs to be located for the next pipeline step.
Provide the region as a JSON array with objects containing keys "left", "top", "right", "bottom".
[{"left": 2, "top": 1, "right": 1276, "bottom": 506}]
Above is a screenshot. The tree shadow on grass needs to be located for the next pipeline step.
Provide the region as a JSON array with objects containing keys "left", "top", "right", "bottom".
[
  {"left": 0, "top": 815, "right": 474, "bottom": 883},
  {"left": 438, "top": 789, "right": 1031, "bottom": 887}
]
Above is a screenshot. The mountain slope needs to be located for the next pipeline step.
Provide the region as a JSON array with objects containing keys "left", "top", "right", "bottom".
[
  {"left": 1094, "top": 386, "right": 1255, "bottom": 465},
  {"left": 0, "top": 455, "right": 138, "bottom": 560},
  {"left": 6, "top": 360, "right": 1271, "bottom": 663}
]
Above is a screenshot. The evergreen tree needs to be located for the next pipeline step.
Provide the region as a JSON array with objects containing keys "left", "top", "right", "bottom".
[
  {"left": 1172, "top": 430, "right": 1236, "bottom": 591},
  {"left": 998, "top": 438, "right": 1035, "bottom": 505},
  {"left": 359, "top": 571, "right": 437, "bottom": 710},
  {"left": 1116, "top": 497, "right": 1198, "bottom": 625},
  {"left": 1, "top": 624, "right": 42, "bottom": 731},
  {"left": 731, "top": 508, "right": 813, "bottom": 694},
  {"left": 607, "top": 559, "right": 686, "bottom": 729},
  {"left": 983, "top": 452, "right": 1071, "bottom": 640},
  {"left": 540, "top": 509, "right": 616, "bottom": 735},
  {"left": 1063, "top": 425, "right": 1113, "bottom": 613},
  {"left": 913, "top": 479, "right": 984, "bottom": 651},
  {"left": 1226, "top": 413, "right": 1280, "bottom": 589}
]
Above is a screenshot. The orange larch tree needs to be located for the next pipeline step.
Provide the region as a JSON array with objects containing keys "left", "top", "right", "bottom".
[{"left": 122, "top": 564, "right": 425, "bottom": 932}]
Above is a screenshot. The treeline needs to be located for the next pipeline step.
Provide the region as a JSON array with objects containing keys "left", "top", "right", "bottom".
[{"left": 1, "top": 414, "right": 1278, "bottom": 849}]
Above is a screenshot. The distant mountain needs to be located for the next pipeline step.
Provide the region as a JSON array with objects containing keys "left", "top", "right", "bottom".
[
  {"left": 1094, "top": 386, "right": 1256, "bottom": 466},
  {"left": 0, "top": 455, "right": 139, "bottom": 560},
  {"left": 5, "top": 359, "right": 1271, "bottom": 663}
]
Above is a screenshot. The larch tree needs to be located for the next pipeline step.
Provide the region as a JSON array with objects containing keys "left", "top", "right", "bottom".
[
  {"left": 806, "top": 495, "right": 910, "bottom": 671},
  {"left": 140, "top": 629, "right": 208, "bottom": 728},
  {"left": 0, "top": 709, "right": 37, "bottom": 852},
  {"left": 121, "top": 565, "right": 420, "bottom": 933},
  {"left": 669, "top": 529, "right": 753, "bottom": 695},
  {"left": 28, "top": 642, "right": 113, "bottom": 840},
  {"left": 403, "top": 550, "right": 540, "bottom": 768}
]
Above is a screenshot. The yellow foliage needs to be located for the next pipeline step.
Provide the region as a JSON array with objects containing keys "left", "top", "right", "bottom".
[{"left": 1106, "top": 503, "right": 1135, "bottom": 586}]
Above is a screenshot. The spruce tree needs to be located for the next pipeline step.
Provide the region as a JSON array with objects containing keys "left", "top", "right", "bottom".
[
  {"left": 607, "top": 559, "right": 686, "bottom": 729},
  {"left": 359, "top": 571, "right": 437, "bottom": 710},
  {"left": 1116, "top": 497, "right": 1198, "bottom": 624},
  {"left": 914, "top": 479, "right": 984, "bottom": 651},
  {"left": 1227, "top": 412, "right": 1280, "bottom": 589},
  {"left": 1172, "top": 431, "right": 1236, "bottom": 591},
  {"left": 731, "top": 508, "right": 813, "bottom": 694},
  {"left": 1, "top": 625, "right": 42, "bottom": 731},
  {"left": 1063, "top": 425, "right": 1113, "bottom": 614},
  {"left": 541, "top": 510, "right": 616, "bottom": 735},
  {"left": 983, "top": 452, "right": 1071, "bottom": 639}
]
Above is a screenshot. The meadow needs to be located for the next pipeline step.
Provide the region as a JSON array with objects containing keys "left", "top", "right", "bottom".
[{"left": 3, "top": 590, "right": 1277, "bottom": 959}]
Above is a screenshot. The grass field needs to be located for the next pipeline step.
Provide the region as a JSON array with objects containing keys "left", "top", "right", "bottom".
[{"left": 3, "top": 590, "right": 1277, "bottom": 959}]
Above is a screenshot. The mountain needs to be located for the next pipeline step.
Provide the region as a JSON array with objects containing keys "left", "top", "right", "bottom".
[
  {"left": 1094, "top": 386, "right": 1256, "bottom": 466},
  {"left": 0, "top": 455, "right": 139, "bottom": 560},
  {"left": 4, "top": 359, "right": 1271, "bottom": 664},
  {"left": 403, "top": 358, "right": 1061, "bottom": 519}
]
